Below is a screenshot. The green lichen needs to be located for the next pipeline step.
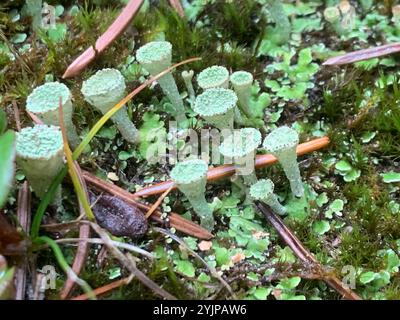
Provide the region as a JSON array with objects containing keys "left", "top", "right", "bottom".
[
  {"left": 263, "top": 126, "right": 304, "bottom": 197},
  {"left": 193, "top": 88, "right": 238, "bottom": 130},
  {"left": 136, "top": 41, "right": 186, "bottom": 122},
  {"left": 219, "top": 128, "right": 261, "bottom": 186},
  {"left": 230, "top": 71, "right": 254, "bottom": 119},
  {"left": 197, "top": 65, "right": 229, "bottom": 90},
  {"left": 250, "top": 179, "right": 286, "bottom": 215},
  {"left": 16, "top": 125, "right": 64, "bottom": 200},
  {"left": 266, "top": 0, "right": 291, "bottom": 45},
  {"left": 323, "top": 6, "right": 343, "bottom": 35},
  {"left": 26, "top": 82, "right": 80, "bottom": 149},
  {"left": 181, "top": 70, "right": 195, "bottom": 101},
  {"left": 81, "top": 68, "right": 138, "bottom": 144},
  {"left": 170, "top": 159, "right": 214, "bottom": 231}
]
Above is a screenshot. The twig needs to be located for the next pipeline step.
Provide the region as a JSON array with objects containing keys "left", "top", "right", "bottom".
[
  {"left": 12, "top": 100, "right": 21, "bottom": 132},
  {"left": 133, "top": 136, "right": 330, "bottom": 197},
  {"left": 255, "top": 202, "right": 361, "bottom": 300},
  {"left": 60, "top": 163, "right": 91, "bottom": 299},
  {"left": 323, "top": 42, "right": 400, "bottom": 66},
  {"left": 88, "top": 222, "right": 177, "bottom": 300},
  {"left": 71, "top": 276, "right": 133, "bottom": 300},
  {"left": 169, "top": 0, "right": 185, "bottom": 17},
  {"left": 63, "top": 0, "right": 144, "bottom": 78},
  {"left": 145, "top": 184, "right": 174, "bottom": 219},
  {"left": 82, "top": 170, "right": 213, "bottom": 240},
  {"left": 14, "top": 181, "right": 31, "bottom": 300},
  {"left": 26, "top": 110, "right": 43, "bottom": 125},
  {"left": 153, "top": 227, "right": 236, "bottom": 299},
  {"left": 55, "top": 237, "right": 154, "bottom": 260}
]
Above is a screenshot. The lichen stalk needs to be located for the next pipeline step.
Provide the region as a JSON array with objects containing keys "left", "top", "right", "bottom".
[
  {"left": 263, "top": 126, "right": 304, "bottom": 197},
  {"left": 250, "top": 179, "right": 286, "bottom": 215},
  {"left": 81, "top": 68, "right": 138, "bottom": 144},
  {"left": 26, "top": 82, "right": 80, "bottom": 149},
  {"left": 181, "top": 70, "right": 196, "bottom": 101},
  {"left": 170, "top": 159, "right": 214, "bottom": 231},
  {"left": 230, "top": 71, "right": 254, "bottom": 119},
  {"left": 136, "top": 41, "right": 186, "bottom": 123}
]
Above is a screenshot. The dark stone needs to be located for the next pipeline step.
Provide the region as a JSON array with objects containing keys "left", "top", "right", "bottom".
[{"left": 90, "top": 193, "right": 148, "bottom": 238}]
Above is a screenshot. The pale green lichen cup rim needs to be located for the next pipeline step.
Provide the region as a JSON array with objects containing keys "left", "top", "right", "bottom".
[
  {"left": 136, "top": 41, "right": 172, "bottom": 65},
  {"left": 197, "top": 65, "right": 229, "bottom": 89},
  {"left": 16, "top": 124, "right": 63, "bottom": 160},
  {"left": 263, "top": 126, "right": 299, "bottom": 153},
  {"left": 170, "top": 159, "right": 208, "bottom": 185},
  {"left": 194, "top": 88, "right": 238, "bottom": 117},
  {"left": 26, "top": 82, "right": 70, "bottom": 114},
  {"left": 81, "top": 68, "right": 126, "bottom": 98},
  {"left": 323, "top": 6, "right": 340, "bottom": 22},
  {"left": 230, "top": 71, "right": 253, "bottom": 87},
  {"left": 249, "top": 179, "right": 274, "bottom": 200},
  {"left": 219, "top": 128, "right": 261, "bottom": 158}
]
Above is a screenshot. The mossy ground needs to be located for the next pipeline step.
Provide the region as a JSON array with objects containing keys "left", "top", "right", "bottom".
[{"left": 1, "top": 0, "right": 400, "bottom": 300}]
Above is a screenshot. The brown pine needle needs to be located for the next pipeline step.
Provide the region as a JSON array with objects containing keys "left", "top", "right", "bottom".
[{"left": 145, "top": 184, "right": 174, "bottom": 219}]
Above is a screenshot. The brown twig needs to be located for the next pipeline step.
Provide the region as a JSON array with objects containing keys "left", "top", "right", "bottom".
[
  {"left": 71, "top": 276, "right": 132, "bottom": 300},
  {"left": 12, "top": 100, "right": 21, "bottom": 132},
  {"left": 60, "top": 163, "right": 91, "bottom": 299},
  {"left": 255, "top": 202, "right": 361, "bottom": 300},
  {"left": 63, "top": 0, "right": 144, "bottom": 78},
  {"left": 133, "top": 136, "right": 330, "bottom": 198},
  {"left": 26, "top": 110, "right": 43, "bottom": 125},
  {"left": 169, "top": 0, "right": 185, "bottom": 17},
  {"left": 82, "top": 170, "right": 213, "bottom": 240},
  {"left": 323, "top": 42, "right": 400, "bottom": 66},
  {"left": 145, "top": 184, "right": 174, "bottom": 219}
]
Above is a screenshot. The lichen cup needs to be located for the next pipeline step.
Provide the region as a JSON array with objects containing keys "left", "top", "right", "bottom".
[
  {"left": 81, "top": 68, "right": 138, "bottom": 144},
  {"left": 26, "top": 82, "right": 80, "bottom": 149},
  {"left": 250, "top": 179, "right": 287, "bottom": 215}
]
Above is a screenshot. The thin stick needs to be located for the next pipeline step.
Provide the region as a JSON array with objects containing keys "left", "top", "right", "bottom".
[
  {"left": 255, "top": 202, "right": 362, "bottom": 300},
  {"left": 145, "top": 184, "right": 174, "bottom": 219},
  {"left": 12, "top": 100, "right": 21, "bottom": 132},
  {"left": 169, "top": 0, "right": 185, "bottom": 17},
  {"left": 71, "top": 276, "right": 132, "bottom": 300},
  {"left": 63, "top": 0, "right": 144, "bottom": 78},
  {"left": 323, "top": 42, "right": 400, "bottom": 66},
  {"left": 133, "top": 136, "right": 330, "bottom": 198}
]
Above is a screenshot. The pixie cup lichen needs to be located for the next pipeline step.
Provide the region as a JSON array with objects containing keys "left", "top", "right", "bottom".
[
  {"left": 219, "top": 128, "right": 261, "bottom": 186},
  {"left": 170, "top": 159, "right": 214, "bottom": 231},
  {"left": 323, "top": 6, "right": 343, "bottom": 35},
  {"left": 26, "top": 82, "right": 80, "bottom": 149},
  {"left": 230, "top": 71, "right": 254, "bottom": 119},
  {"left": 263, "top": 126, "right": 304, "bottom": 197},
  {"left": 81, "top": 68, "right": 138, "bottom": 144},
  {"left": 16, "top": 125, "right": 64, "bottom": 200},
  {"left": 197, "top": 66, "right": 229, "bottom": 90},
  {"left": 136, "top": 41, "right": 186, "bottom": 122},
  {"left": 181, "top": 70, "right": 195, "bottom": 101},
  {"left": 193, "top": 88, "right": 238, "bottom": 130},
  {"left": 250, "top": 179, "right": 287, "bottom": 215}
]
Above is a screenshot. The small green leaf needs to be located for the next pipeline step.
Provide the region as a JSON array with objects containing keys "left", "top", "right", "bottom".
[
  {"left": 359, "top": 271, "right": 376, "bottom": 284},
  {"left": 316, "top": 192, "right": 329, "bottom": 207},
  {"left": 175, "top": 260, "right": 195, "bottom": 277},
  {"left": 329, "top": 199, "right": 344, "bottom": 212},
  {"left": 214, "top": 247, "right": 230, "bottom": 267},
  {"left": 312, "top": 220, "right": 330, "bottom": 235},
  {"left": 335, "top": 160, "right": 352, "bottom": 172},
  {"left": 197, "top": 272, "right": 211, "bottom": 283},
  {"left": 278, "top": 276, "right": 301, "bottom": 290},
  {"left": 361, "top": 131, "right": 376, "bottom": 143},
  {"left": 253, "top": 287, "right": 271, "bottom": 300},
  {"left": 11, "top": 33, "right": 27, "bottom": 44},
  {"left": 344, "top": 169, "right": 361, "bottom": 182},
  {"left": 381, "top": 171, "right": 400, "bottom": 183},
  {"left": 0, "top": 131, "right": 15, "bottom": 208}
]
